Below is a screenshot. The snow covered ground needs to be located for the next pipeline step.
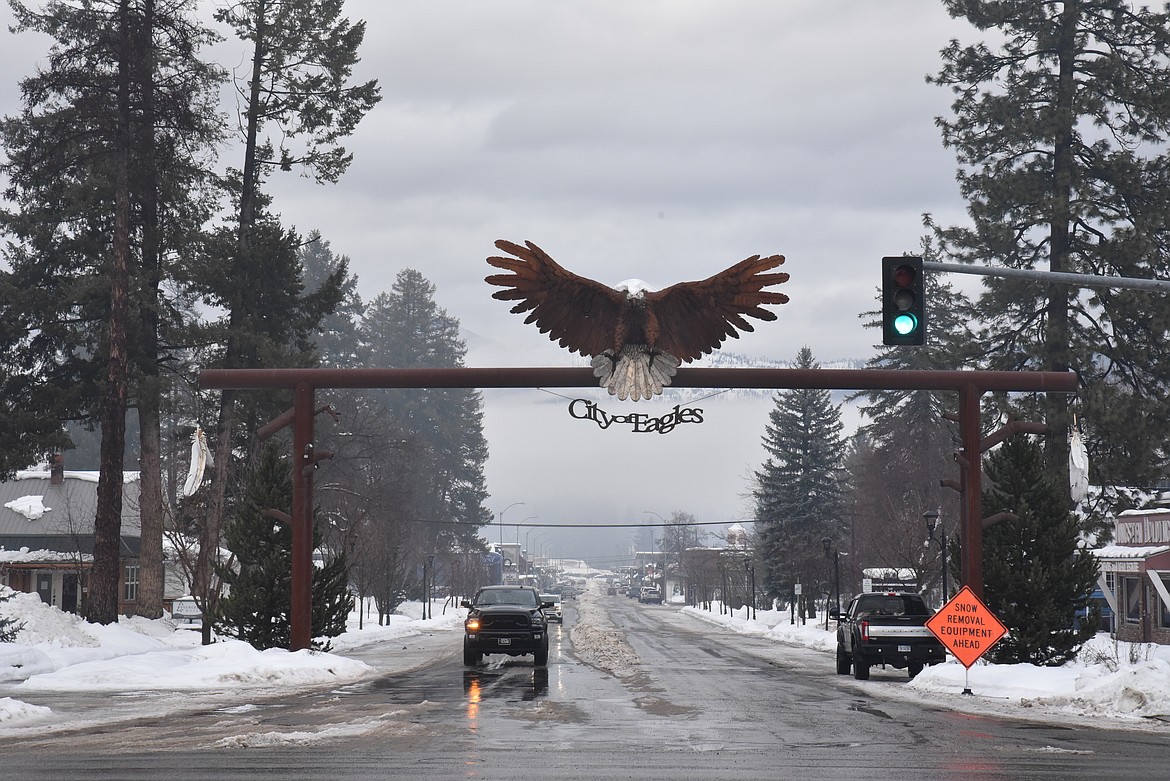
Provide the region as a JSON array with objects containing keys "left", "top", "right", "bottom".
[
  {"left": 679, "top": 598, "right": 1170, "bottom": 728},
  {"left": 1, "top": 584, "right": 1168, "bottom": 734}
]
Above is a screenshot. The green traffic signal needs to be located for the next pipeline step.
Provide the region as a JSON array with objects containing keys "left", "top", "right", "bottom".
[
  {"left": 882, "top": 256, "right": 925, "bottom": 346},
  {"left": 893, "top": 312, "right": 918, "bottom": 336}
]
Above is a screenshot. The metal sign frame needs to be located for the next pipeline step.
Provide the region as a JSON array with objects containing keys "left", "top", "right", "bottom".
[{"left": 199, "top": 365, "right": 1077, "bottom": 650}]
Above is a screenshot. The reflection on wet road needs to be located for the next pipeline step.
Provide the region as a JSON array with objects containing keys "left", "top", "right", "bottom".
[{"left": 462, "top": 666, "right": 550, "bottom": 703}]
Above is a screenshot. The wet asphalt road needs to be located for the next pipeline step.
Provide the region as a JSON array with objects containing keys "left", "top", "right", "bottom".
[{"left": 0, "top": 596, "right": 1166, "bottom": 780}]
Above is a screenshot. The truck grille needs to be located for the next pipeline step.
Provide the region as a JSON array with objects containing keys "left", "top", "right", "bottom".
[{"left": 479, "top": 613, "right": 530, "bottom": 630}]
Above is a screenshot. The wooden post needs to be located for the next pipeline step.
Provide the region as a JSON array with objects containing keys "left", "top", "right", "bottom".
[
  {"left": 959, "top": 384, "right": 984, "bottom": 598},
  {"left": 291, "top": 381, "right": 315, "bottom": 651}
]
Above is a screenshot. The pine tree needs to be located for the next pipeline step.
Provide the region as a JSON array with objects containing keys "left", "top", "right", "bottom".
[
  {"left": 0, "top": 587, "right": 25, "bottom": 643},
  {"left": 200, "top": 0, "right": 379, "bottom": 644},
  {"left": 299, "top": 231, "right": 364, "bottom": 368},
  {"left": 930, "top": 1, "right": 1170, "bottom": 498},
  {"left": 753, "top": 346, "right": 846, "bottom": 601},
  {"left": 353, "top": 270, "right": 492, "bottom": 551},
  {"left": 981, "top": 437, "right": 1099, "bottom": 666},
  {"left": 312, "top": 549, "right": 353, "bottom": 650},
  {"left": 1, "top": 0, "right": 225, "bottom": 620},
  {"left": 217, "top": 441, "right": 295, "bottom": 650},
  {"left": 217, "top": 440, "right": 353, "bottom": 651}
]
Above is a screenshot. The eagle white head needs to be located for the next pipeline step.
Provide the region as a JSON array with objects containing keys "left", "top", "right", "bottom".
[{"left": 615, "top": 279, "right": 655, "bottom": 299}]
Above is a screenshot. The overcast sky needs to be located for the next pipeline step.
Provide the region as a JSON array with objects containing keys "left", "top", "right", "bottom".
[{"left": 1, "top": 2, "right": 981, "bottom": 564}]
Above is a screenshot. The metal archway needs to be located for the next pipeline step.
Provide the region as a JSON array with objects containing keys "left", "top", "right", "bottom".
[{"left": 200, "top": 366, "right": 1077, "bottom": 650}]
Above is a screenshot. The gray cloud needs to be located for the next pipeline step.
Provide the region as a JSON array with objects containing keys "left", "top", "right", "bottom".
[{"left": 1, "top": 1, "right": 979, "bottom": 562}]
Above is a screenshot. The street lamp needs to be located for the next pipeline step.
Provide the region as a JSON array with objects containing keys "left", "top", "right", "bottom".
[
  {"left": 643, "top": 511, "right": 667, "bottom": 592},
  {"left": 514, "top": 516, "right": 538, "bottom": 545},
  {"left": 497, "top": 501, "right": 526, "bottom": 547},
  {"left": 743, "top": 557, "right": 756, "bottom": 620},
  {"left": 523, "top": 526, "right": 542, "bottom": 569},
  {"left": 925, "top": 510, "right": 948, "bottom": 603},
  {"left": 822, "top": 537, "right": 841, "bottom": 629}
]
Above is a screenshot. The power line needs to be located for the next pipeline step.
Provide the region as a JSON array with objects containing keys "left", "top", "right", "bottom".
[{"left": 407, "top": 518, "right": 754, "bottom": 529}]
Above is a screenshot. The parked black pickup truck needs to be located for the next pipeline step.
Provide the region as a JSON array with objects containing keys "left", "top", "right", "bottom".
[{"left": 832, "top": 591, "right": 946, "bottom": 680}]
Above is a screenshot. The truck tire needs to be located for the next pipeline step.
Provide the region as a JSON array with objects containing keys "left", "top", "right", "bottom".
[
  {"left": 835, "top": 646, "right": 851, "bottom": 675},
  {"left": 533, "top": 644, "right": 549, "bottom": 667},
  {"left": 853, "top": 656, "right": 870, "bottom": 680},
  {"left": 463, "top": 642, "right": 481, "bottom": 667},
  {"left": 908, "top": 662, "right": 923, "bottom": 679}
]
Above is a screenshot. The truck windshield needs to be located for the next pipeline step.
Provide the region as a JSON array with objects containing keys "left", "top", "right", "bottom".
[
  {"left": 476, "top": 589, "right": 537, "bottom": 607},
  {"left": 856, "top": 595, "right": 929, "bottom": 616}
]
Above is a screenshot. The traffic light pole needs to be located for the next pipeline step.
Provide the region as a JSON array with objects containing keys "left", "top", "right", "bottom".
[
  {"left": 200, "top": 365, "right": 1076, "bottom": 645},
  {"left": 958, "top": 384, "right": 983, "bottom": 600},
  {"left": 922, "top": 260, "right": 1170, "bottom": 293}
]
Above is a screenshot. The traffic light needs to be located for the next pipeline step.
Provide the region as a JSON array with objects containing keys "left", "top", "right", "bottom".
[{"left": 881, "top": 256, "right": 925, "bottom": 346}]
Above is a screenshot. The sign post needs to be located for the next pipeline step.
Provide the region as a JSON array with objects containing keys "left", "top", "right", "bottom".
[{"left": 925, "top": 586, "right": 1008, "bottom": 695}]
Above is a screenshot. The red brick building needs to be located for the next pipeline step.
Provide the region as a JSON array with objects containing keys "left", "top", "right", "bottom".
[{"left": 1093, "top": 509, "right": 1170, "bottom": 645}]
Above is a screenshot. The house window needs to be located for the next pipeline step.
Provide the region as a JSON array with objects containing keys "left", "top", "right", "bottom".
[
  {"left": 1159, "top": 576, "right": 1170, "bottom": 630},
  {"left": 123, "top": 564, "right": 139, "bottom": 602},
  {"left": 1122, "top": 576, "right": 1141, "bottom": 623}
]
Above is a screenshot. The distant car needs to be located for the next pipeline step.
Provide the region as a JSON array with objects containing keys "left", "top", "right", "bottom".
[
  {"left": 559, "top": 585, "right": 578, "bottom": 599},
  {"left": 540, "top": 593, "right": 563, "bottom": 623},
  {"left": 606, "top": 585, "right": 618, "bottom": 596},
  {"left": 627, "top": 585, "right": 641, "bottom": 599},
  {"left": 639, "top": 587, "right": 663, "bottom": 604},
  {"left": 461, "top": 585, "right": 553, "bottom": 666}
]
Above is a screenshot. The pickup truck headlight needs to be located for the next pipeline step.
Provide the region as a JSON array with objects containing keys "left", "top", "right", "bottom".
[
  {"left": 530, "top": 613, "right": 544, "bottom": 626},
  {"left": 465, "top": 618, "right": 480, "bottom": 631}
]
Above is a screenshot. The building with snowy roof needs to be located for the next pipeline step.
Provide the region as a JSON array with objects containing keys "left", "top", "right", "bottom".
[
  {"left": 0, "top": 455, "right": 141, "bottom": 615},
  {"left": 1091, "top": 509, "right": 1170, "bottom": 645}
]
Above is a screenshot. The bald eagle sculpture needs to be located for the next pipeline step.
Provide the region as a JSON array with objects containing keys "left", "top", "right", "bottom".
[{"left": 485, "top": 239, "right": 790, "bottom": 401}]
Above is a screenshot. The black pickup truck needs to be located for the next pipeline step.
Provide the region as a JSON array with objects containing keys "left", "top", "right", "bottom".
[
  {"left": 832, "top": 591, "right": 945, "bottom": 680},
  {"left": 461, "top": 585, "right": 553, "bottom": 667}
]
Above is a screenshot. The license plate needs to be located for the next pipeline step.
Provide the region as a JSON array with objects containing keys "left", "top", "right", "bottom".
[
  {"left": 498, "top": 637, "right": 511, "bottom": 646},
  {"left": 898, "top": 645, "right": 911, "bottom": 653}
]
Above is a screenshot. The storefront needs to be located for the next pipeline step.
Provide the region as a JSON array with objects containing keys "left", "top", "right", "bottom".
[{"left": 1092, "top": 509, "right": 1170, "bottom": 645}]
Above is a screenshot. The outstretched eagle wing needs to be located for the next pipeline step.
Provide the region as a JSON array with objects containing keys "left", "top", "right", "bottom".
[
  {"left": 485, "top": 239, "right": 624, "bottom": 357},
  {"left": 645, "top": 254, "right": 789, "bottom": 362}
]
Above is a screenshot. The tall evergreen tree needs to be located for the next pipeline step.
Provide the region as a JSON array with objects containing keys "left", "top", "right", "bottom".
[
  {"left": 129, "top": 0, "right": 226, "bottom": 620},
  {"left": 356, "top": 270, "right": 492, "bottom": 551},
  {"left": 86, "top": 0, "right": 134, "bottom": 625},
  {"left": 980, "top": 437, "right": 1099, "bottom": 666},
  {"left": 299, "top": 231, "right": 364, "bottom": 367},
  {"left": 752, "top": 346, "right": 846, "bottom": 601},
  {"left": 189, "top": 209, "right": 348, "bottom": 643},
  {"left": 199, "top": 0, "right": 379, "bottom": 643},
  {"left": 1, "top": 0, "right": 225, "bottom": 620},
  {"left": 929, "top": 1, "right": 1170, "bottom": 501}
]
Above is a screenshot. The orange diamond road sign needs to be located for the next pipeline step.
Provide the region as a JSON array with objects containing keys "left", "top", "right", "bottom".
[{"left": 925, "top": 586, "right": 1008, "bottom": 669}]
